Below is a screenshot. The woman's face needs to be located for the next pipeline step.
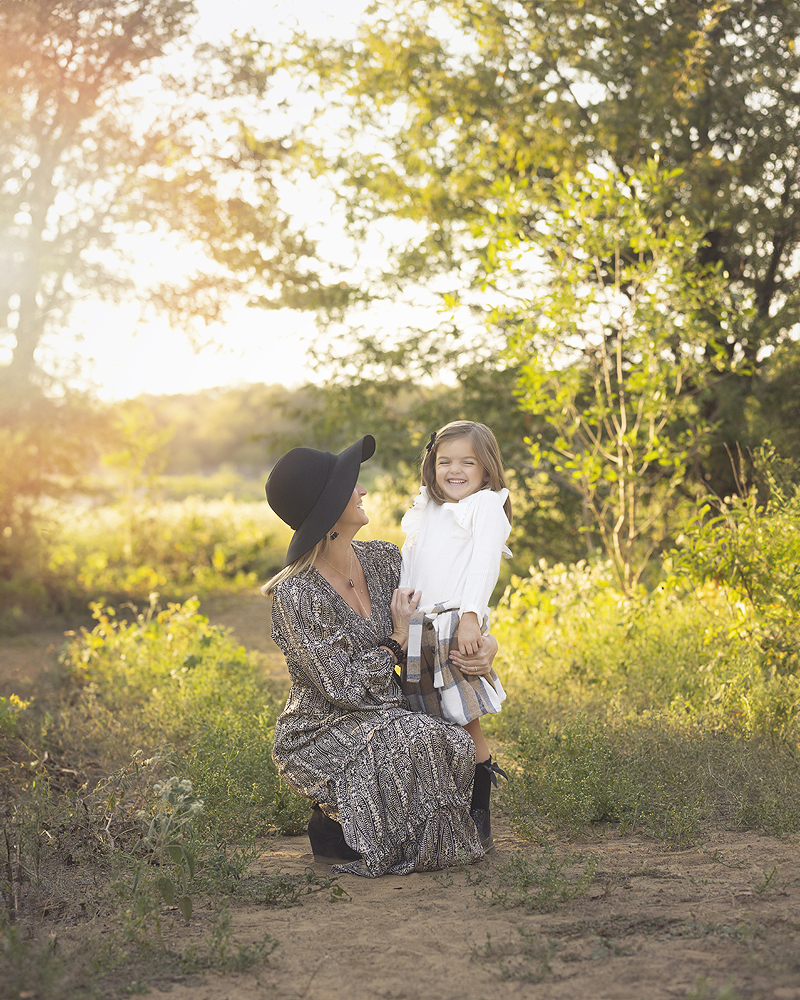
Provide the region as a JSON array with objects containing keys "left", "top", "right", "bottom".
[
  {"left": 333, "top": 484, "right": 369, "bottom": 534},
  {"left": 435, "top": 436, "right": 488, "bottom": 502}
]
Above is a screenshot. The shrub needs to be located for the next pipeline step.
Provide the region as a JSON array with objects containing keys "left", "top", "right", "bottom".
[{"left": 59, "top": 598, "right": 308, "bottom": 837}]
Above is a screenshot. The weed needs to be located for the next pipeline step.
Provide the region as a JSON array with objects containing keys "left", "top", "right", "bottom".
[
  {"left": 686, "top": 976, "right": 743, "bottom": 1000},
  {"left": 0, "top": 695, "right": 31, "bottom": 738},
  {"left": 245, "top": 868, "right": 351, "bottom": 907},
  {"left": 477, "top": 849, "right": 598, "bottom": 913},
  {"left": 754, "top": 866, "right": 778, "bottom": 893},
  {"left": 0, "top": 923, "right": 95, "bottom": 1000},
  {"left": 182, "top": 907, "right": 278, "bottom": 973},
  {"left": 471, "top": 926, "right": 558, "bottom": 983}
]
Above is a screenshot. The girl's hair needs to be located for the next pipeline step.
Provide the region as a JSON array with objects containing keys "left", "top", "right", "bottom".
[
  {"left": 421, "top": 420, "right": 512, "bottom": 523},
  {"left": 262, "top": 535, "right": 329, "bottom": 596}
]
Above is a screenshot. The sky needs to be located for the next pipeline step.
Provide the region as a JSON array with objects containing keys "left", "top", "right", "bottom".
[{"left": 61, "top": 0, "right": 375, "bottom": 400}]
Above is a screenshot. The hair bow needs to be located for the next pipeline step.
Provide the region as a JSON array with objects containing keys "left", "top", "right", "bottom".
[{"left": 425, "top": 431, "right": 437, "bottom": 453}]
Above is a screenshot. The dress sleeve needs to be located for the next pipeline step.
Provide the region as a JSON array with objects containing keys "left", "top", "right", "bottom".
[
  {"left": 271, "top": 575, "right": 397, "bottom": 711},
  {"left": 458, "top": 490, "right": 512, "bottom": 619}
]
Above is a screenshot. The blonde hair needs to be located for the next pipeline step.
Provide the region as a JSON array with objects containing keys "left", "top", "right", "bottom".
[
  {"left": 262, "top": 536, "right": 329, "bottom": 596},
  {"left": 421, "top": 420, "right": 512, "bottom": 523}
]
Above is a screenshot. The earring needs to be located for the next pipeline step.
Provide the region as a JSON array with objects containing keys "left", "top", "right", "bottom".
[{"left": 329, "top": 531, "right": 339, "bottom": 540}]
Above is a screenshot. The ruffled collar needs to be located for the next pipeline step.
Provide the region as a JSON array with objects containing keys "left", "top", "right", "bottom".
[{"left": 401, "top": 486, "right": 510, "bottom": 552}]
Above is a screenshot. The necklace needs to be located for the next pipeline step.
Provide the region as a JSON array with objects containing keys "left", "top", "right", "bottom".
[
  {"left": 319, "top": 547, "right": 355, "bottom": 588},
  {"left": 319, "top": 546, "right": 375, "bottom": 626}
]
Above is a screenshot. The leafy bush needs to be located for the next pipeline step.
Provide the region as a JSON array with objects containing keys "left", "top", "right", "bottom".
[
  {"left": 674, "top": 473, "right": 800, "bottom": 677},
  {"left": 492, "top": 559, "right": 799, "bottom": 738},
  {"left": 490, "top": 544, "right": 800, "bottom": 843},
  {"left": 59, "top": 598, "right": 308, "bottom": 838}
]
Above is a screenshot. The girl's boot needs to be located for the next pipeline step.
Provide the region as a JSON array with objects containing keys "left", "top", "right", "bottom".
[{"left": 470, "top": 756, "right": 508, "bottom": 851}]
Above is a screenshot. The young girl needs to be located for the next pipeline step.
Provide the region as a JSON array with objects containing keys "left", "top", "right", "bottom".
[{"left": 399, "top": 420, "right": 512, "bottom": 848}]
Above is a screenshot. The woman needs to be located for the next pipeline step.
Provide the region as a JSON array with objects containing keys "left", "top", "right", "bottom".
[{"left": 264, "top": 434, "right": 499, "bottom": 877}]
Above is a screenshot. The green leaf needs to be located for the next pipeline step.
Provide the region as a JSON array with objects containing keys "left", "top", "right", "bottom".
[
  {"left": 157, "top": 877, "right": 175, "bottom": 905},
  {"left": 178, "top": 895, "right": 193, "bottom": 922},
  {"left": 168, "top": 842, "right": 185, "bottom": 867}
]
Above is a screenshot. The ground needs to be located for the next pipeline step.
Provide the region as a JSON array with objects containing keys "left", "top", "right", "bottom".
[{"left": 2, "top": 593, "right": 799, "bottom": 1000}]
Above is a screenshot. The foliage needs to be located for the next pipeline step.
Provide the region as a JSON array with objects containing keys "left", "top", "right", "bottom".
[
  {"left": 0, "top": 396, "right": 108, "bottom": 628},
  {"left": 674, "top": 462, "right": 800, "bottom": 676},
  {"left": 478, "top": 848, "right": 598, "bottom": 913},
  {"left": 272, "top": 0, "right": 800, "bottom": 501},
  {"left": 493, "top": 556, "right": 800, "bottom": 738},
  {"left": 489, "top": 534, "right": 800, "bottom": 844},
  {"left": 495, "top": 714, "right": 800, "bottom": 846},
  {"left": 0, "top": 0, "right": 333, "bottom": 400},
  {"left": 135, "top": 775, "right": 204, "bottom": 922},
  {"left": 501, "top": 163, "right": 742, "bottom": 590},
  {"left": 58, "top": 598, "right": 308, "bottom": 836},
  {"left": 0, "top": 695, "right": 31, "bottom": 739},
  {"left": 2, "top": 497, "right": 290, "bottom": 629}
]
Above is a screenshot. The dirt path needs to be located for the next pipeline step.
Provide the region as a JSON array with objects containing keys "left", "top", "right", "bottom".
[
  {"left": 156, "top": 827, "right": 800, "bottom": 1000},
  {"left": 3, "top": 596, "right": 800, "bottom": 999}
]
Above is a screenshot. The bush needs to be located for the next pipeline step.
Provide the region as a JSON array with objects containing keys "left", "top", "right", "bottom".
[
  {"left": 492, "top": 559, "right": 799, "bottom": 739},
  {"left": 489, "top": 546, "right": 800, "bottom": 844},
  {"left": 59, "top": 598, "right": 308, "bottom": 838}
]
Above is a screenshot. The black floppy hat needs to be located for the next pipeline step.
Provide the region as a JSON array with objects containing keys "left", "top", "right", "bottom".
[{"left": 266, "top": 435, "right": 376, "bottom": 565}]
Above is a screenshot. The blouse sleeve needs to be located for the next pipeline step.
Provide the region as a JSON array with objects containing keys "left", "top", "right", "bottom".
[
  {"left": 459, "top": 490, "right": 512, "bottom": 619},
  {"left": 271, "top": 575, "right": 397, "bottom": 711}
]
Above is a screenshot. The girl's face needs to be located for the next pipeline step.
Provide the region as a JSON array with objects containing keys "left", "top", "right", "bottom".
[
  {"left": 434, "top": 436, "right": 488, "bottom": 502},
  {"left": 333, "top": 484, "right": 369, "bottom": 533}
]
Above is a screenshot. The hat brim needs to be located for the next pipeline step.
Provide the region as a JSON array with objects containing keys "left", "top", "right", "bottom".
[{"left": 284, "top": 435, "right": 375, "bottom": 565}]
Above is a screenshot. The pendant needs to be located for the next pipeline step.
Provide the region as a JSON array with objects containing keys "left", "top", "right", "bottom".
[{"left": 348, "top": 579, "right": 354, "bottom": 588}]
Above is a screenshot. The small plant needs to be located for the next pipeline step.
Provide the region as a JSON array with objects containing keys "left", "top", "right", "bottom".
[
  {"left": 686, "top": 976, "right": 743, "bottom": 1000},
  {"left": 471, "top": 927, "right": 558, "bottom": 983},
  {"left": 0, "top": 694, "right": 31, "bottom": 737},
  {"left": 183, "top": 907, "right": 279, "bottom": 973},
  {"left": 134, "top": 775, "right": 204, "bottom": 923},
  {"left": 247, "top": 868, "right": 351, "bottom": 907},
  {"left": 478, "top": 849, "right": 598, "bottom": 913}
]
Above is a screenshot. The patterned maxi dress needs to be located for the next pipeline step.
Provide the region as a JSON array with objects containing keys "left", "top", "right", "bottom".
[{"left": 270, "top": 538, "right": 484, "bottom": 877}]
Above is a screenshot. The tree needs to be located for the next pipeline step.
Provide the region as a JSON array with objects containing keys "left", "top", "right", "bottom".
[
  {"left": 278, "top": 0, "right": 800, "bottom": 492},
  {"left": 502, "top": 164, "right": 741, "bottom": 592},
  {"left": 0, "top": 0, "right": 335, "bottom": 400}
]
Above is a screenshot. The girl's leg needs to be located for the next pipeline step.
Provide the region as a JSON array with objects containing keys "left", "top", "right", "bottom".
[
  {"left": 464, "top": 718, "right": 508, "bottom": 851},
  {"left": 463, "top": 718, "right": 490, "bottom": 763}
]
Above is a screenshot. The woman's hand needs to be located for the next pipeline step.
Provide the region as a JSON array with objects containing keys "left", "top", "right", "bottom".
[
  {"left": 390, "top": 587, "right": 421, "bottom": 644},
  {"left": 450, "top": 634, "right": 499, "bottom": 677}
]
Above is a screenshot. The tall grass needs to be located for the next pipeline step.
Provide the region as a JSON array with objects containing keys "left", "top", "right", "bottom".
[
  {"left": 488, "top": 559, "right": 800, "bottom": 844},
  {"left": 56, "top": 596, "right": 309, "bottom": 839},
  {"left": 1, "top": 498, "right": 290, "bottom": 630}
]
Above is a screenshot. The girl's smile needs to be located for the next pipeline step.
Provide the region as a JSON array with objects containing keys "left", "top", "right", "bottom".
[{"left": 434, "top": 436, "right": 489, "bottom": 502}]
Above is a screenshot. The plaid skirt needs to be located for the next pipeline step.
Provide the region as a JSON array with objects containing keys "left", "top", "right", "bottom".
[{"left": 402, "top": 610, "right": 506, "bottom": 725}]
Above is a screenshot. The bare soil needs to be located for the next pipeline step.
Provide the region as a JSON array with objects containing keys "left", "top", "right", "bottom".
[{"left": 2, "top": 593, "right": 800, "bottom": 1000}]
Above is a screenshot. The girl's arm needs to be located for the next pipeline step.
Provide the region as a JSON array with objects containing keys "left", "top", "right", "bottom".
[{"left": 460, "top": 491, "right": 511, "bottom": 621}]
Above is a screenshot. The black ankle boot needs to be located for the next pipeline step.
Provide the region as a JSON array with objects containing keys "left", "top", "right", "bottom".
[
  {"left": 470, "top": 756, "right": 508, "bottom": 852},
  {"left": 307, "top": 805, "right": 362, "bottom": 863}
]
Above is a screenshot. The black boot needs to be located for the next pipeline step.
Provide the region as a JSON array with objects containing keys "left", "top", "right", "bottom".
[
  {"left": 307, "top": 805, "right": 362, "bottom": 863},
  {"left": 470, "top": 756, "right": 508, "bottom": 852}
]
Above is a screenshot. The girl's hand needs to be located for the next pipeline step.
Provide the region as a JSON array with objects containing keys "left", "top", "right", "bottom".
[
  {"left": 457, "top": 613, "right": 484, "bottom": 656},
  {"left": 390, "top": 587, "right": 421, "bottom": 640},
  {"left": 450, "top": 634, "right": 499, "bottom": 677}
]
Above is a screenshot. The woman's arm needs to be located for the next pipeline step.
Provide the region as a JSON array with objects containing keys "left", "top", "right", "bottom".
[
  {"left": 271, "top": 577, "right": 399, "bottom": 710},
  {"left": 449, "top": 633, "right": 500, "bottom": 677}
]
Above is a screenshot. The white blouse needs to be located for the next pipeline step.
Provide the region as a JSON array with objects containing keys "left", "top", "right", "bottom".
[{"left": 399, "top": 486, "right": 512, "bottom": 622}]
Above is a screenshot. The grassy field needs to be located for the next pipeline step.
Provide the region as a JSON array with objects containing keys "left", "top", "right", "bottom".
[{"left": 1, "top": 489, "right": 798, "bottom": 997}]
